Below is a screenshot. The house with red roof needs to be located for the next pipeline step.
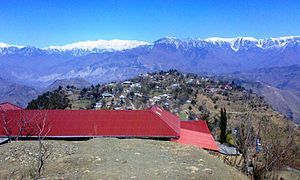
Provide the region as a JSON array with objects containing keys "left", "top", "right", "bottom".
[
  {"left": 0, "top": 102, "right": 23, "bottom": 111},
  {"left": 172, "top": 120, "right": 219, "bottom": 151},
  {"left": 0, "top": 102, "right": 219, "bottom": 151}
]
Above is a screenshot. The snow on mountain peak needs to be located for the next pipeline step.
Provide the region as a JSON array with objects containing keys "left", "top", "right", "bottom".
[
  {"left": 204, "top": 37, "right": 237, "bottom": 43},
  {"left": 154, "top": 36, "right": 300, "bottom": 51},
  {"left": 45, "top": 39, "right": 150, "bottom": 51},
  {"left": 0, "top": 42, "right": 24, "bottom": 48}
]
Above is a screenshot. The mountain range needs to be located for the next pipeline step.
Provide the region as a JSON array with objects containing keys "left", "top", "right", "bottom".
[
  {"left": 0, "top": 36, "right": 299, "bottom": 86},
  {"left": 0, "top": 36, "right": 299, "bottom": 122}
]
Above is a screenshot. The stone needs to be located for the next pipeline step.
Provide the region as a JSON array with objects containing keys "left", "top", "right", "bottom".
[
  {"left": 186, "top": 166, "right": 199, "bottom": 173},
  {"left": 203, "top": 168, "right": 212, "bottom": 174}
]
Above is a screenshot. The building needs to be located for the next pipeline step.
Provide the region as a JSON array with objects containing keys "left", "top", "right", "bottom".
[
  {"left": 101, "top": 93, "right": 114, "bottom": 98},
  {"left": 0, "top": 102, "right": 23, "bottom": 111},
  {"left": 122, "top": 81, "right": 133, "bottom": 85},
  {"left": 172, "top": 120, "right": 219, "bottom": 151},
  {"left": 0, "top": 106, "right": 180, "bottom": 139},
  {"left": 94, "top": 102, "right": 102, "bottom": 109},
  {"left": 119, "top": 95, "right": 126, "bottom": 99},
  {"left": 0, "top": 103, "right": 219, "bottom": 151}
]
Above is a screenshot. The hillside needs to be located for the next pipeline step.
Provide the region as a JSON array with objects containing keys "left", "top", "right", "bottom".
[
  {"left": 47, "top": 78, "right": 91, "bottom": 91},
  {"left": 0, "top": 77, "right": 40, "bottom": 107},
  {"left": 15, "top": 70, "right": 300, "bottom": 178},
  {"left": 62, "top": 70, "right": 295, "bottom": 130},
  {"left": 55, "top": 70, "right": 299, "bottom": 169},
  {"left": 0, "top": 138, "right": 247, "bottom": 179},
  {"left": 242, "top": 82, "right": 300, "bottom": 124},
  {"left": 224, "top": 65, "right": 300, "bottom": 123}
]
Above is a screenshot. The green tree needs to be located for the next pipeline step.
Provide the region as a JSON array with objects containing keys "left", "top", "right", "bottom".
[
  {"left": 219, "top": 107, "right": 227, "bottom": 144},
  {"left": 27, "top": 88, "right": 71, "bottom": 109}
]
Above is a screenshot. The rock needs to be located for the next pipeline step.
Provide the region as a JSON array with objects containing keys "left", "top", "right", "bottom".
[
  {"left": 83, "top": 170, "right": 90, "bottom": 173},
  {"left": 198, "top": 158, "right": 204, "bottom": 163},
  {"left": 186, "top": 166, "right": 199, "bottom": 173},
  {"left": 203, "top": 168, "right": 212, "bottom": 174}
]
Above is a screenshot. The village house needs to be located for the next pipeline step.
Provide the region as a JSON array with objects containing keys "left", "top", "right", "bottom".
[
  {"left": 159, "top": 94, "right": 170, "bottom": 99},
  {"left": 122, "top": 81, "right": 133, "bottom": 86},
  {"left": 66, "top": 90, "right": 73, "bottom": 95},
  {"left": 186, "top": 79, "right": 194, "bottom": 84},
  {"left": 130, "top": 83, "right": 141, "bottom": 88},
  {"left": 223, "top": 84, "right": 233, "bottom": 90},
  {"left": 113, "top": 107, "right": 122, "bottom": 110},
  {"left": 0, "top": 102, "right": 220, "bottom": 152},
  {"left": 119, "top": 95, "right": 126, "bottom": 99},
  {"left": 94, "top": 102, "right": 102, "bottom": 109},
  {"left": 101, "top": 93, "right": 114, "bottom": 98},
  {"left": 134, "top": 93, "right": 143, "bottom": 97},
  {"left": 171, "top": 83, "right": 180, "bottom": 89}
]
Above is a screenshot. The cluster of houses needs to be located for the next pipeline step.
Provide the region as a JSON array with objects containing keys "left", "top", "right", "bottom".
[{"left": 83, "top": 72, "right": 235, "bottom": 113}]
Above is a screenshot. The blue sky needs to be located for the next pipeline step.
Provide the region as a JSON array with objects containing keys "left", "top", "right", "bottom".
[{"left": 0, "top": 0, "right": 299, "bottom": 47}]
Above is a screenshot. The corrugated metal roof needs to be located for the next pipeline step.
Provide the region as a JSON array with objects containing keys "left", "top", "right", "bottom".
[
  {"left": 0, "top": 138, "right": 9, "bottom": 144},
  {"left": 172, "top": 120, "right": 219, "bottom": 151},
  {"left": 0, "top": 106, "right": 180, "bottom": 138},
  {"left": 150, "top": 106, "right": 180, "bottom": 135},
  {"left": 180, "top": 120, "right": 211, "bottom": 134},
  {"left": 0, "top": 102, "right": 23, "bottom": 111},
  {"left": 0, "top": 103, "right": 219, "bottom": 151},
  {"left": 217, "top": 142, "right": 239, "bottom": 155}
]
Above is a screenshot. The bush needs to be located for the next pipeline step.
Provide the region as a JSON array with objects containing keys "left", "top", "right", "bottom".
[{"left": 226, "top": 132, "right": 235, "bottom": 146}]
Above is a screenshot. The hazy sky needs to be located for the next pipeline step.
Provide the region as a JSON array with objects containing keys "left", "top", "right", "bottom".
[{"left": 0, "top": 0, "right": 299, "bottom": 47}]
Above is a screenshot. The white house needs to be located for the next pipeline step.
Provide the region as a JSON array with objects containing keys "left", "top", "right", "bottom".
[{"left": 102, "top": 93, "right": 114, "bottom": 98}]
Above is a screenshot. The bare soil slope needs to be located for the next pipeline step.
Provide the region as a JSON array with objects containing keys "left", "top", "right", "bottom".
[{"left": 0, "top": 138, "right": 247, "bottom": 180}]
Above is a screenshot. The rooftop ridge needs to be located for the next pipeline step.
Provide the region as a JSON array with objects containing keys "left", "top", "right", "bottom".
[{"left": 150, "top": 106, "right": 180, "bottom": 136}]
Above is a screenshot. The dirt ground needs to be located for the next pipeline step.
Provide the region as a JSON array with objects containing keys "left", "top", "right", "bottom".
[{"left": 0, "top": 138, "right": 248, "bottom": 179}]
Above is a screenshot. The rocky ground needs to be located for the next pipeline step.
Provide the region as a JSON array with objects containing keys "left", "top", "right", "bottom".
[{"left": 0, "top": 138, "right": 248, "bottom": 180}]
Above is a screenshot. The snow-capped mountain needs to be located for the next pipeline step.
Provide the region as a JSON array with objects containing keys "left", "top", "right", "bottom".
[
  {"left": 1, "top": 36, "right": 299, "bottom": 56},
  {"left": 0, "top": 42, "right": 24, "bottom": 48},
  {"left": 0, "top": 39, "right": 149, "bottom": 56},
  {"left": 154, "top": 36, "right": 300, "bottom": 51},
  {"left": 45, "top": 39, "right": 149, "bottom": 51},
  {"left": 0, "top": 42, "right": 24, "bottom": 55},
  {"left": 43, "top": 39, "right": 149, "bottom": 56},
  {"left": 0, "top": 36, "right": 299, "bottom": 87}
]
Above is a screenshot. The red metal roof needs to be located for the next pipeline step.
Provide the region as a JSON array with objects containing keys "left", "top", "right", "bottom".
[
  {"left": 0, "top": 103, "right": 219, "bottom": 151},
  {"left": 0, "top": 106, "right": 180, "bottom": 138},
  {"left": 180, "top": 120, "right": 211, "bottom": 134},
  {"left": 0, "top": 102, "right": 23, "bottom": 111},
  {"left": 172, "top": 121, "right": 219, "bottom": 151}
]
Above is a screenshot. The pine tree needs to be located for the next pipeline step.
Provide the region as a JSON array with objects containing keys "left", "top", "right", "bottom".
[
  {"left": 27, "top": 88, "right": 71, "bottom": 109},
  {"left": 220, "top": 107, "right": 227, "bottom": 144}
]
